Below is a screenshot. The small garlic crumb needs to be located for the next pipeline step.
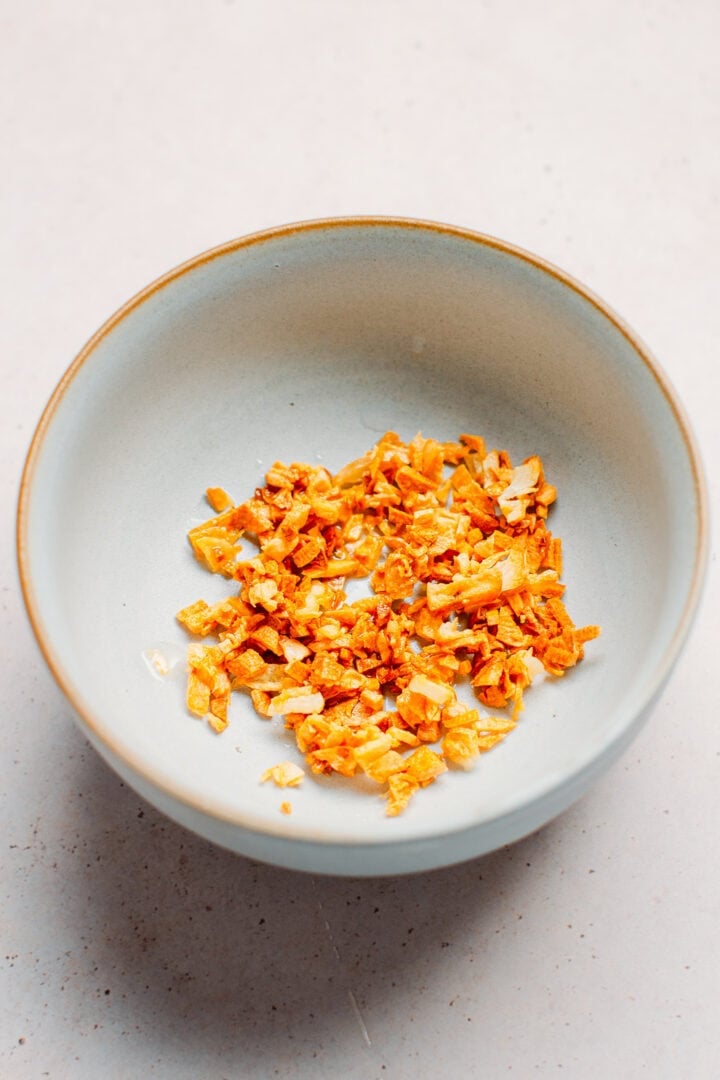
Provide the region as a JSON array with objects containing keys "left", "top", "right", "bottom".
[
  {"left": 261, "top": 761, "right": 305, "bottom": 788},
  {"left": 148, "top": 649, "right": 170, "bottom": 676}
]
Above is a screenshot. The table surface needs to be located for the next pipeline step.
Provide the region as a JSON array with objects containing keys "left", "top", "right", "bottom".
[{"left": 3, "top": 2, "right": 719, "bottom": 1077}]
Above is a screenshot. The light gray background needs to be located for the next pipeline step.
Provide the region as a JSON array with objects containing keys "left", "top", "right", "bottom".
[{"left": 3, "top": 2, "right": 719, "bottom": 1077}]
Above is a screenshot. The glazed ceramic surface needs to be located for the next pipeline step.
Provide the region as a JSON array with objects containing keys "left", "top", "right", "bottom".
[{"left": 18, "top": 219, "right": 707, "bottom": 875}]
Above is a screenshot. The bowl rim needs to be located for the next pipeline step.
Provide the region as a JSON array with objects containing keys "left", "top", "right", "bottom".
[{"left": 16, "top": 215, "right": 710, "bottom": 847}]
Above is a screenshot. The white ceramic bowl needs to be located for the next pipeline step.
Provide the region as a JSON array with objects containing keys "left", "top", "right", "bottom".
[{"left": 18, "top": 218, "right": 707, "bottom": 876}]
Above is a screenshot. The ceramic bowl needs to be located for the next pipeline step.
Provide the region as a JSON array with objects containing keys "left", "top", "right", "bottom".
[{"left": 18, "top": 218, "right": 707, "bottom": 876}]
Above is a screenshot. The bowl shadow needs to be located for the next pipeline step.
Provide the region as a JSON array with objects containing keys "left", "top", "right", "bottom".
[{"left": 59, "top": 737, "right": 573, "bottom": 1071}]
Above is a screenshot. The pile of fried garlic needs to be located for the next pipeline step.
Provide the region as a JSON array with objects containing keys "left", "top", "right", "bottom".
[{"left": 177, "top": 432, "right": 599, "bottom": 815}]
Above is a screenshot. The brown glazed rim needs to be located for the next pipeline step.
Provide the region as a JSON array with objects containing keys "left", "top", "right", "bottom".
[{"left": 16, "top": 216, "right": 710, "bottom": 845}]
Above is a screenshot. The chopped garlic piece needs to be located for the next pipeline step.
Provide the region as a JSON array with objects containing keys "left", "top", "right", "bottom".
[{"left": 261, "top": 761, "right": 305, "bottom": 788}]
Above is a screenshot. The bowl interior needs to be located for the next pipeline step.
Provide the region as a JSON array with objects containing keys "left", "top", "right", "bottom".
[{"left": 22, "top": 222, "right": 701, "bottom": 845}]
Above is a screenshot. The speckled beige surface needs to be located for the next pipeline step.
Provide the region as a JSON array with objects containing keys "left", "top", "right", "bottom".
[{"left": 3, "top": 1, "right": 720, "bottom": 1075}]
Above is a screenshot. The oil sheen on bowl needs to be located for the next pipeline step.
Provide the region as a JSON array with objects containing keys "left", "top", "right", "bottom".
[{"left": 17, "top": 218, "right": 708, "bottom": 876}]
